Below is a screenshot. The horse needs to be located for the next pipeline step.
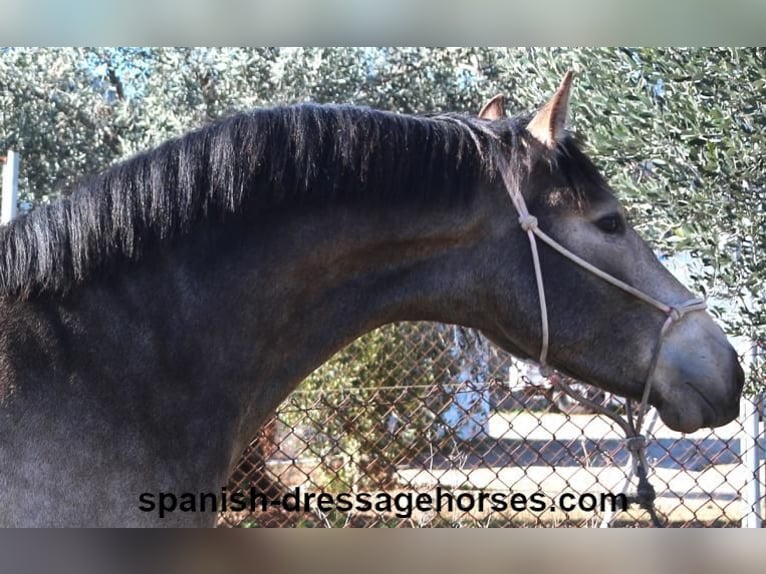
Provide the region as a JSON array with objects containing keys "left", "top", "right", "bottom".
[{"left": 0, "top": 72, "right": 744, "bottom": 526}]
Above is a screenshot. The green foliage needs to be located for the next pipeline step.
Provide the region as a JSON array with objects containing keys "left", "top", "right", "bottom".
[
  {"left": 0, "top": 47, "right": 763, "bottom": 397},
  {"left": 279, "top": 323, "right": 460, "bottom": 489}
]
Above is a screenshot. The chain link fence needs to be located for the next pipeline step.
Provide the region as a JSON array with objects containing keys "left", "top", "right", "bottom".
[{"left": 219, "top": 322, "right": 765, "bottom": 528}]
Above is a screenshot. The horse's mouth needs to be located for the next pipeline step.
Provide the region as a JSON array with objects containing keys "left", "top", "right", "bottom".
[
  {"left": 652, "top": 381, "right": 737, "bottom": 433},
  {"left": 684, "top": 382, "right": 719, "bottom": 422},
  {"left": 685, "top": 381, "right": 741, "bottom": 429}
]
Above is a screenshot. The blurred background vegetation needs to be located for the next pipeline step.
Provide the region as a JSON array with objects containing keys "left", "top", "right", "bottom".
[{"left": 0, "top": 48, "right": 763, "bottom": 425}]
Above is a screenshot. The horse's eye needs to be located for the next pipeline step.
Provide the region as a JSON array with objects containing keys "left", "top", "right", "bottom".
[{"left": 594, "top": 214, "right": 624, "bottom": 234}]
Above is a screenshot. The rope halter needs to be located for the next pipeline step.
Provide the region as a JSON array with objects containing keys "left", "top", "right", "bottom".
[{"left": 500, "top": 166, "right": 707, "bottom": 527}]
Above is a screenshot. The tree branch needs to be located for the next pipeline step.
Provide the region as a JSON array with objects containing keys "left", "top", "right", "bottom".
[{"left": 107, "top": 67, "right": 125, "bottom": 101}]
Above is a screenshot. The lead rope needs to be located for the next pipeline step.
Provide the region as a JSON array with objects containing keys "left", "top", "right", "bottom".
[{"left": 500, "top": 167, "right": 707, "bottom": 528}]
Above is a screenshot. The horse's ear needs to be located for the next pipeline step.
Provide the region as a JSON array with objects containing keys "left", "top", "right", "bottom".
[
  {"left": 478, "top": 94, "right": 506, "bottom": 120},
  {"left": 527, "top": 70, "right": 574, "bottom": 148}
]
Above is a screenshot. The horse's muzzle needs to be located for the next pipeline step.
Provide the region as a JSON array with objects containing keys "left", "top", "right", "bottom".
[{"left": 652, "top": 314, "right": 745, "bottom": 433}]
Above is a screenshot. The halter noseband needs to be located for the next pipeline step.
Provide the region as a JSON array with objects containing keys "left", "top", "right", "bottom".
[{"left": 501, "top": 167, "right": 707, "bottom": 526}]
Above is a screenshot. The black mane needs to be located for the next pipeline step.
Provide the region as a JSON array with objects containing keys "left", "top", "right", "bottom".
[{"left": 0, "top": 103, "right": 596, "bottom": 298}]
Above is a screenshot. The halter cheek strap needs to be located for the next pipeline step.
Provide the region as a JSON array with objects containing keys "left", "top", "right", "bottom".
[{"left": 501, "top": 167, "right": 707, "bottom": 527}]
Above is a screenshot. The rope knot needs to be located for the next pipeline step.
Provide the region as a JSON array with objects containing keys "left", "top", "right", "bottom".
[
  {"left": 624, "top": 435, "right": 646, "bottom": 453},
  {"left": 519, "top": 214, "right": 538, "bottom": 231},
  {"left": 668, "top": 299, "right": 707, "bottom": 323}
]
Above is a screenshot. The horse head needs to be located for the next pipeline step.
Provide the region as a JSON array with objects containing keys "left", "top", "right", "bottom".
[{"left": 473, "top": 72, "right": 743, "bottom": 433}]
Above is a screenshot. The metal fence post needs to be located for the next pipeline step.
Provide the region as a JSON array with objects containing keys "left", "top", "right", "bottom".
[
  {"left": 742, "top": 395, "right": 762, "bottom": 528},
  {"left": 1, "top": 150, "right": 20, "bottom": 224},
  {"left": 741, "top": 343, "right": 763, "bottom": 528}
]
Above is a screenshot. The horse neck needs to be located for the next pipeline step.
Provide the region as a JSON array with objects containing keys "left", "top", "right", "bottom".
[
  {"left": 20, "top": 193, "right": 495, "bottom": 457},
  {"left": 193, "top": 197, "right": 497, "bottom": 436}
]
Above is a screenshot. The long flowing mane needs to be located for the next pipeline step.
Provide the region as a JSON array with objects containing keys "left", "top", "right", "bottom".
[
  {"left": 0, "top": 105, "right": 516, "bottom": 298},
  {"left": 0, "top": 103, "right": 607, "bottom": 299}
]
